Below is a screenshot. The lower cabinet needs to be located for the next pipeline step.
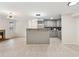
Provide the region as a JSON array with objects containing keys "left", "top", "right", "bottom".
[
  {"left": 50, "top": 30, "right": 61, "bottom": 39},
  {"left": 50, "top": 30, "right": 58, "bottom": 37},
  {"left": 57, "top": 31, "right": 61, "bottom": 39}
]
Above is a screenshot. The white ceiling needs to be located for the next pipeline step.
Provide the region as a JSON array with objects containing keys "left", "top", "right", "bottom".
[{"left": 0, "top": 2, "right": 79, "bottom": 20}]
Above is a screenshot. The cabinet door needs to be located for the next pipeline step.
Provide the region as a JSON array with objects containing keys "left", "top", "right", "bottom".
[
  {"left": 50, "top": 30, "right": 57, "bottom": 37},
  {"left": 58, "top": 31, "right": 61, "bottom": 39},
  {"left": 44, "top": 20, "right": 57, "bottom": 27},
  {"left": 57, "top": 20, "right": 61, "bottom": 27},
  {"left": 44, "top": 21, "right": 53, "bottom": 27},
  {"left": 52, "top": 21, "right": 57, "bottom": 27}
]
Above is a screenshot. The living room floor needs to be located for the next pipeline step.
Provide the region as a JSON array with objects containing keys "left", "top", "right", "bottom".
[{"left": 0, "top": 37, "right": 79, "bottom": 57}]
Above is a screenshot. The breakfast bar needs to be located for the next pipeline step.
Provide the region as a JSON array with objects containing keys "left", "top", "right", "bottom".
[{"left": 26, "top": 28, "right": 50, "bottom": 44}]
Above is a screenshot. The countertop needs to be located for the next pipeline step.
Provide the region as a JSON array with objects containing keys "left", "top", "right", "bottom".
[{"left": 26, "top": 28, "right": 49, "bottom": 30}]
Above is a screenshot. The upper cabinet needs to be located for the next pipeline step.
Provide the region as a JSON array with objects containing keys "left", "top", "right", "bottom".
[
  {"left": 44, "top": 20, "right": 57, "bottom": 27},
  {"left": 28, "top": 19, "right": 38, "bottom": 28},
  {"left": 27, "top": 18, "right": 61, "bottom": 28},
  {"left": 44, "top": 19, "right": 61, "bottom": 27},
  {"left": 37, "top": 19, "right": 44, "bottom": 28},
  {"left": 57, "top": 19, "right": 61, "bottom": 27}
]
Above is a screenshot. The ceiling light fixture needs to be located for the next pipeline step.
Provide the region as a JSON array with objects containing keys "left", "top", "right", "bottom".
[
  {"left": 68, "top": 2, "right": 78, "bottom": 6},
  {"left": 7, "top": 12, "right": 15, "bottom": 19}
]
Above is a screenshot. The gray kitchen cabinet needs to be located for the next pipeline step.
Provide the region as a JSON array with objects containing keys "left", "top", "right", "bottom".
[
  {"left": 50, "top": 30, "right": 58, "bottom": 37},
  {"left": 26, "top": 28, "right": 49, "bottom": 44},
  {"left": 57, "top": 31, "right": 61, "bottom": 39},
  {"left": 44, "top": 21, "right": 53, "bottom": 27},
  {"left": 57, "top": 20, "right": 61, "bottom": 27},
  {"left": 44, "top": 20, "right": 57, "bottom": 27}
]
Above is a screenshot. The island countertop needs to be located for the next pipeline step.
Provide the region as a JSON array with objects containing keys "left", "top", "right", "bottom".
[
  {"left": 26, "top": 28, "right": 50, "bottom": 44},
  {"left": 26, "top": 28, "right": 50, "bottom": 31}
]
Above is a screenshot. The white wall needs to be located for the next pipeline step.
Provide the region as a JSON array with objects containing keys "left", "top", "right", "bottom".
[
  {"left": 62, "top": 14, "right": 76, "bottom": 44},
  {"left": 15, "top": 19, "right": 28, "bottom": 37},
  {"left": 75, "top": 16, "right": 79, "bottom": 45},
  {"left": 0, "top": 18, "right": 7, "bottom": 29}
]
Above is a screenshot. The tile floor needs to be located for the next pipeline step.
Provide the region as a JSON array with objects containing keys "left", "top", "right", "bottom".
[{"left": 0, "top": 38, "right": 79, "bottom": 57}]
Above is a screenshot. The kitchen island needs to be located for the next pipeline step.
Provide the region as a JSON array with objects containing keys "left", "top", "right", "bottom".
[{"left": 26, "top": 28, "right": 50, "bottom": 44}]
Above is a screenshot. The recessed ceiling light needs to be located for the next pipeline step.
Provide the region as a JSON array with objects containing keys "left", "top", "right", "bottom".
[{"left": 68, "top": 2, "right": 78, "bottom": 6}]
